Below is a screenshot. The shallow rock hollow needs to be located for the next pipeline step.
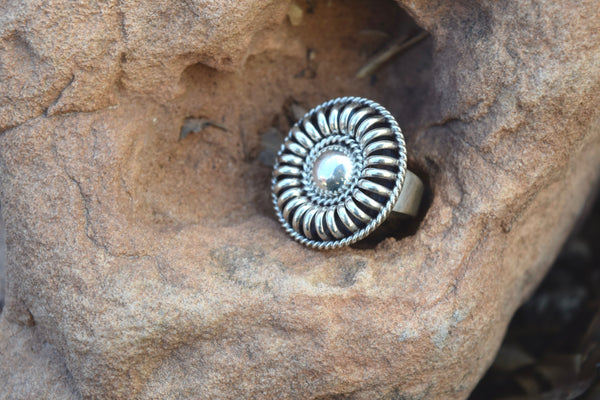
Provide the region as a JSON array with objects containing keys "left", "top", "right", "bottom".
[{"left": 0, "top": 0, "right": 599, "bottom": 399}]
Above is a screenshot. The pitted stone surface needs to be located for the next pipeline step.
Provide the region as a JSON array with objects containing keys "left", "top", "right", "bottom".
[{"left": 0, "top": 0, "right": 599, "bottom": 399}]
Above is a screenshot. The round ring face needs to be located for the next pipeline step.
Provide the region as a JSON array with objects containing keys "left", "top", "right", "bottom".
[{"left": 272, "top": 97, "right": 407, "bottom": 249}]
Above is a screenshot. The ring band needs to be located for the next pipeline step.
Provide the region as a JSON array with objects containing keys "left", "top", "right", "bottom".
[
  {"left": 392, "top": 170, "right": 423, "bottom": 217},
  {"left": 272, "top": 97, "right": 423, "bottom": 249}
]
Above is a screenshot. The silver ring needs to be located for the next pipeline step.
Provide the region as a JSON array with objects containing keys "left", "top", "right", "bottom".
[{"left": 272, "top": 97, "right": 424, "bottom": 249}]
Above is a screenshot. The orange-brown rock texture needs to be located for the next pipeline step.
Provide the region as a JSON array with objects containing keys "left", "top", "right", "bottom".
[{"left": 1, "top": 0, "right": 599, "bottom": 399}]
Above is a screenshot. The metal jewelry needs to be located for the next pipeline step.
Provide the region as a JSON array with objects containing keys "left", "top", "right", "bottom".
[{"left": 272, "top": 97, "right": 423, "bottom": 249}]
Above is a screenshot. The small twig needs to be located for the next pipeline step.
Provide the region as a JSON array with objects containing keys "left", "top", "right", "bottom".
[
  {"left": 179, "top": 118, "right": 227, "bottom": 140},
  {"left": 355, "top": 31, "right": 430, "bottom": 79}
]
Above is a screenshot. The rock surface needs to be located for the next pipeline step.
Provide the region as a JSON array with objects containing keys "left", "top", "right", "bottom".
[{"left": 1, "top": 0, "right": 599, "bottom": 399}]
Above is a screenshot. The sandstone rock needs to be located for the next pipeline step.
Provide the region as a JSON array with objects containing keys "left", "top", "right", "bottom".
[
  {"left": 0, "top": 0, "right": 599, "bottom": 399},
  {"left": 0, "top": 205, "right": 5, "bottom": 311}
]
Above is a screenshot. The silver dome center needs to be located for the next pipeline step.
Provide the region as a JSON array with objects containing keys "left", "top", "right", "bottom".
[{"left": 312, "top": 150, "right": 353, "bottom": 192}]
